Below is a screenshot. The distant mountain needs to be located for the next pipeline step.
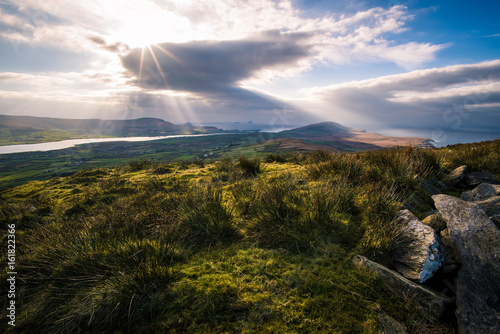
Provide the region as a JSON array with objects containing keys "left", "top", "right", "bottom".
[
  {"left": 275, "top": 122, "right": 433, "bottom": 151},
  {"left": 1, "top": 115, "right": 433, "bottom": 150},
  {"left": 279, "top": 121, "right": 350, "bottom": 135},
  {"left": 0, "top": 115, "right": 224, "bottom": 145}
]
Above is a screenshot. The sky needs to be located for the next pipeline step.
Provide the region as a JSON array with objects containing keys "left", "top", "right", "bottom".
[{"left": 0, "top": 0, "right": 499, "bottom": 143}]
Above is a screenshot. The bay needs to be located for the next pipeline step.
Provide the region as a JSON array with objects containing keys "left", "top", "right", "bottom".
[{"left": 0, "top": 133, "right": 226, "bottom": 155}]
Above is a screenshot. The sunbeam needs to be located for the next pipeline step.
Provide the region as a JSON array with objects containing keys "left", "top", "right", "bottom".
[
  {"left": 147, "top": 45, "right": 170, "bottom": 88},
  {"left": 138, "top": 47, "right": 145, "bottom": 83}
]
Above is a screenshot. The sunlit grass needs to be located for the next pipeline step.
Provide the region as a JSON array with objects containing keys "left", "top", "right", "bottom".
[{"left": 2, "top": 140, "right": 498, "bottom": 333}]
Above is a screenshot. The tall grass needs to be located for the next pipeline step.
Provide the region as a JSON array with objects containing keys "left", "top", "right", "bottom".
[
  {"left": 247, "top": 174, "right": 357, "bottom": 252},
  {"left": 444, "top": 139, "right": 500, "bottom": 173},
  {"left": 238, "top": 156, "right": 261, "bottom": 177},
  {"left": 4, "top": 140, "right": 495, "bottom": 333}
]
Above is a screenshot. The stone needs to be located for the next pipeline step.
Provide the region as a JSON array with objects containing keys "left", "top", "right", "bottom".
[
  {"left": 464, "top": 171, "right": 500, "bottom": 187},
  {"left": 352, "top": 255, "right": 452, "bottom": 318},
  {"left": 433, "top": 194, "right": 500, "bottom": 333},
  {"left": 392, "top": 210, "right": 444, "bottom": 283},
  {"left": 432, "top": 178, "right": 448, "bottom": 192},
  {"left": 422, "top": 212, "right": 447, "bottom": 233},
  {"left": 460, "top": 183, "right": 497, "bottom": 201},
  {"left": 438, "top": 228, "right": 455, "bottom": 251},
  {"left": 378, "top": 311, "right": 408, "bottom": 334},
  {"left": 440, "top": 247, "right": 459, "bottom": 274},
  {"left": 476, "top": 196, "right": 500, "bottom": 230},
  {"left": 444, "top": 165, "right": 467, "bottom": 187},
  {"left": 407, "top": 192, "right": 433, "bottom": 212},
  {"left": 476, "top": 196, "right": 500, "bottom": 219},
  {"left": 415, "top": 175, "right": 441, "bottom": 196}
]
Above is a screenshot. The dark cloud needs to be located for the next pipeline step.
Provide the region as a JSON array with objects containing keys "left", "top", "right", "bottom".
[
  {"left": 120, "top": 31, "right": 313, "bottom": 121},
  {"left": 121, "top": 31, "right": 312, "bottom": 92},
  {"left": 88, "top": 35, "right": 129, "bottom": 53}
]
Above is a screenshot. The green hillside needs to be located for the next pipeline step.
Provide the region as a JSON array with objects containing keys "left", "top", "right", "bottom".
[
  {"left": 1, "top": 139, "right": 499, "bottom": 333},
  {"left": 0, "top": 115, "right": 222, "bottom": 145}
]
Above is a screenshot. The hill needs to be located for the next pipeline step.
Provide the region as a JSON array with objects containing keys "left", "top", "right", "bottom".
[
  {"left": 0, "top": 115, "right": 222, "bottom": 145},
  {"left": 2, "top": 140, "right": 499, "bottom": 333},
  {"left": 276, "top": 122, "right": 433, "bottom": 151}
]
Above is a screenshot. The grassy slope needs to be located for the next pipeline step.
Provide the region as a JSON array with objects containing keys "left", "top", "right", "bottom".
[
  {"left": 0, "top": 115, "right": 222, "bottom": 145},
  {"left": 1, "top": 140, "right": 499, "bottom": 333}
]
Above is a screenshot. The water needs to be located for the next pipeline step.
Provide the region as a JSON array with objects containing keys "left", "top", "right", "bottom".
[
  {"left": 0, "top": 134, "right": 225, "bottom": 155},
  {"left": 375, "top": 128, "right": 500, "bottom": 148}
]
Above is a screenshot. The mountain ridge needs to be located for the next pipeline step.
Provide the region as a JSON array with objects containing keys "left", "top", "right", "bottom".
[
  {"left": 0, "top": 115, "right": 433, "bottom": 149},
  {"left": 276, "top": 121, "right": 433, "bottom": 150}
]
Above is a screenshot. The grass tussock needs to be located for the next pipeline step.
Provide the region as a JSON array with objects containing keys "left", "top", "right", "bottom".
[
  {"left": 444, "top": 139, "right": 500, "bottom": 173},
  {"left": 3, "top": 140, "right": 498, "bottom": 333}
]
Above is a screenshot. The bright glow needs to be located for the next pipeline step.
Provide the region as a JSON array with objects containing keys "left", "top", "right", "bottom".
[{"left": 104, "top": 0, "right": 193, "bottom": 48}]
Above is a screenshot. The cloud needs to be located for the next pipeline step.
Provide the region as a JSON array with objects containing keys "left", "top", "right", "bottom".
[
  {"left": 122, "top": 31, "right": 312, "bottom": 90},
  {"left": 120, "top": 31, "right": 314, "bottom": 120},
  {"left": 0, "top": 0, "right": 452, "bottom": 126},
  {"left": 303, "top": 60, "right": 500, "bottom": 132}
]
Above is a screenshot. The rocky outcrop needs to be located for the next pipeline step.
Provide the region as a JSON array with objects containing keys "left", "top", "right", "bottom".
[
  {"left": 352, "top": 255, "right": 452, "bottom": 317},
  {"left": 464, "top": 171, "right": 500, "bottom": 186},
  {"left": 460, "top": 183, "right": 497, "bottom": 201},
  {"left": 433, "top": 194, "right": 500, "bottom": 334},
  {"left": 392, "top": 210, "right": 444, "bottom": 283},
  {"left": 444, "top": 165, "right": 467, "bottom": 187}
]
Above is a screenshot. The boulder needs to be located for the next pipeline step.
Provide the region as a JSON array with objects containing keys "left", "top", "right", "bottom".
[
  {"left": 378, "top": 311, "right": 408, "bottom": 334},
  {"left": 392, "top": 210, "right": 444, "bottom": 283},
  {"left": 464, "top": 171, "right": 500, "bottom": 187},
  {"left": 433, "top": 194, "right": 500, "bottom": 333},
  {"left": 415, "top": 175, "right": 441, "bottom": 196},
  {"left": 352, "top": 255, "right": 452, "bottom": 318},
  {"left": 460, "top": 183, "right": 497, "bottom": 201},
  {"left": 476, "top": 196, "right": 500, "bottom": 230},
  {"left": 444, "top": 165, "right": 467, "bottom": 187},
  {"left": 476, "top": 196, "right": 500, "bottom": 218},
  {"left": 422, "top": 212, "right": 447, "bottom": 233}
]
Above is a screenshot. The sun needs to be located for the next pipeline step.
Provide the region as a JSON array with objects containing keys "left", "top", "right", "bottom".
[{"left": 102, "top": 0, "right": 193, "bottom": 48}]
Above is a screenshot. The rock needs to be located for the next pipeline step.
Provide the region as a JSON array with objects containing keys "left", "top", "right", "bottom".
[
  {"left": 407, "top": 192, "right": 433, "bottom": 212},
  {"left": 432, "top": 178, "right": 448, "bottom": 192},
  {"left": 444, "top": 165, "right": 467, "bottom": 187},
  {"left": 378, "top": 311, "right": 408, "bottom": 334},
  {"left": 439, "top": 228, "right": 455, "bottom": 251},
  {"left": 392, "top": 210, "right": 444, "bottom": 283},
  {"left": 415, "top": 175, "right": 441, "bottom": 196},
  {"left": 492, "top": 216, "right": 500, "bottom": 230},
  {"left": 433, "top": 194, "right": 500, "bottom": 333},
  {"left": 464, "top": 171, "right": 500, "bottom": 187},
  {"left": 493, "top": 184, "right": 500, "bottom": 195},
  {"left": 440, "top": 247, "right": 460, "bottom": 274},
  {"left": 476, "top": 196, "right": 500, "bottom": 218},
  {"left": 352, "top": 255, "right": 452, "bottom": 318},
  {"left": 476, "top": 196, "right": 500, "bottom": 230},
  {"left": 460, "top": 183, "right": 497, "bottom": 201},
  {"left": 422, "top": 212, "right": 447, "bottom": 233}
]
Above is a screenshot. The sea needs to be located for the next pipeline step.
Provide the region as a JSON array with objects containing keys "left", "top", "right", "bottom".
[{"left": 375, "top": 128, "right": 500, "bottom": 148}]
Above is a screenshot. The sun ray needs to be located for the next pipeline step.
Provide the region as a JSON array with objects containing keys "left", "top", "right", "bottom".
[
  {"left": 152, "top": 44, "right": 193, "bottom": 73},
  {"left": 138, "top": 46, "right": 145, "bottom": 83},
  {"left": 147, "top": 44, "right": 170, "bottom": 88}
]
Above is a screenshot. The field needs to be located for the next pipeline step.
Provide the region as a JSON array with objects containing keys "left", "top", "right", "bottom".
[{"left": 1, "top": 139, "right": 499, "bottom": 333}]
